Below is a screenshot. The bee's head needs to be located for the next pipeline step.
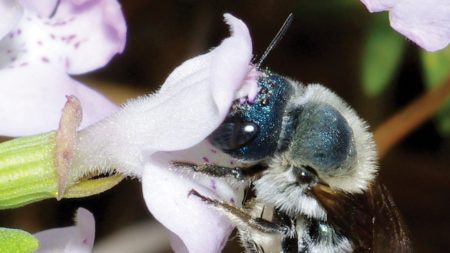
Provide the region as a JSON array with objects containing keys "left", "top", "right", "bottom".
[
  {"left": 209, "top": 72, "right": 378, "bottom": 218},
  {"left": 208, "top": 70, "right": 293, "bottom": 161}
]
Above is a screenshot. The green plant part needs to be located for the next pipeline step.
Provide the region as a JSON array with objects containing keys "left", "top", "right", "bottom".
[
  {"left": 0, "top": 131, "right": 124, "bottom": 209},
  {"left": 362, "top": 13, "right": 406, "bottom": 96},
  {"left": 0, "top": 96, "right": 124, "bottom": 209},
  {"left": 421, "top": 48, "right": 450, "bottom": 135},
  {"left": 0, "top": 228, "right": 39, "bottom": 253}
]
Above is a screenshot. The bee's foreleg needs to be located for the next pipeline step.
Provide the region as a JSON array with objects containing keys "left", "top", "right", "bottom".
[
  {"left": 172, "top": 161, "right": 247, "bottom": 181},
  {"left": 188, "top": 189, "right": 291, "bottom": 235}
]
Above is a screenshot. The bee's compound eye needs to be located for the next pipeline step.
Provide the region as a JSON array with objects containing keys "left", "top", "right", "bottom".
[{"left": 209, "top": 121, "right": 259, "bottom": 151}]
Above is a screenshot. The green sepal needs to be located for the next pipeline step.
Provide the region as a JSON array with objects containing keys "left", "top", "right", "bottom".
[
  {"left": 0, "top": 132, "right": 58, "bottom": 209},
  {"left": 0, "top": 228, "right": 39, "bottom": 253},
  {"left": 0, "top": 132, "right": 124, "bottom": 209},
  {"left": 361, "top": 13, "right": 406, "bottom": 96},
  {"left": 65, "top": 174, "right": 124, "bottom": 198},
  {"left": 421, "top": 48, "right": 450, "bottom": 135}
]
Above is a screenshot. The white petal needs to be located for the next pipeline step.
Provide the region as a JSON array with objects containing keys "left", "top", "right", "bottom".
[
  {"left": 0, "top": 0, "right": 23, "bottom": 39},
  {"left": 74, "top": 14, "right": 255, "bottom": 177},
  {"left": 19, "top": 0, "right": 58, "bottom": 17},
  {"left": 0, "top": 0, "right": 126, "bottom": 74},
  {"left": 34, "top": 207, "right": 95, "bottom": 253},
  {"left": 0, "top": 65, "right": 118, "bottom": 137},
  {"left": 360, "top": 0, "right": 395, "bottom": 12},
  {"left": 389, "top": 0, "right": 450, "bottom": 51},
  {"left": 142, "top": 155, "right": 235, "bottom": 253},
  {"left": 210, "top": 13, "right": 255, "bottom": 115}
]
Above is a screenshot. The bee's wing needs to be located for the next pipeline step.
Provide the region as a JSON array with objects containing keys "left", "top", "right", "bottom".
[{"left": 312, "top": 183, "right": 412, "bottom": 253}]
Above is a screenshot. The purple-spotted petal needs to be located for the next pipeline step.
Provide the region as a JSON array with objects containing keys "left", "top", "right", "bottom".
[
  {"left": 47, "top": 0, "right": 127, "bottom": 74},
  {"left": 142, "top": 141, "right": 245, "bottom": 253},
  {"left": 0, "top": 0, "right": 126, "bottom": 74},
  {"left": 0, "top": 64, "right": 118, "bottom": 137},
  {"left": 34, "top": 207, "right": 95, "bottom": 253},
  {"left": 389, "top": 0, "right": 450, "bottom": 51},
  {"left": 142, "top": 151, "right": 241, "bottom": 253},
  {"left": 0, "top": 0, "right": 23, "bottom": 39}
]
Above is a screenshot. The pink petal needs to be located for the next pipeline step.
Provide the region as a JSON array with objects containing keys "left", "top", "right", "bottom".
[
  {"left": 0, "top": 0, "right": 23, "bottom": 39},
  {"left": 0, "top": 0, "right": 126, "bottom": 75},
  {"left": 142, "top": 154, "right": 237, "bottom": 253},
  {"left": 142, "top": 141, "right": 245, "bottom": 253},
  {"left": 0, "top": 65, "right": 118, "bottom": 137},
  {"left": 169, "top": 233, "right": 189, "bottom": 253},
  {"left": 74, "top": 14, "right": 252, "bottom": 252},
  {"left": 19, "top": 0, "right": 58, "bottom": 17},
  {"left": 360, "top": 0, "right": 394, "bottom": 12},
  {"left": 389, "top": 0, "right": 450, "bottom": 51},
  {"left": 34, "top": 207, "right": 95, "bottom": 253},
  {"left": 159, "top": 13, "right": 257, "bottom": 118},
  {"left": 74, "top": 14, "right": 255, "bottom": 176},
  {"left": 50, "top": 0, "right": 127, "bottom": 74},
  {"left": 210, "top": 14, "right": 256, "bottom": 115}
]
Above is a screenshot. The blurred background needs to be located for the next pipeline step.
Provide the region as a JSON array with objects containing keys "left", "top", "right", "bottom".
[{"left": 1, "top": 1, "right": 449, "bottom": 252}]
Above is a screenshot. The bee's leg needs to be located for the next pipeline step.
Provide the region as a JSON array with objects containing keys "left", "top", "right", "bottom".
[
  {"left": 281, "top": 236, "right": 299, "bottom": 253},
  {"left": 274, "top": 210, "right": 299, "bottom": 253},
  {"left": 188, "top": 189, "right": 291, "bottom": 235},
  {"left": 172, "top": 161, "right": 248, "bottom": 181}
]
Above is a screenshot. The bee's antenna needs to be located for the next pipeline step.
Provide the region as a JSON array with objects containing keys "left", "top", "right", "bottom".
[{"left": 256, "top": 13, "right": 294, "bottom": 69}]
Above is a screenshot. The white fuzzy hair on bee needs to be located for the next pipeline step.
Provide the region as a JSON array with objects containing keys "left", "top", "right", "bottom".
[{"left": 288, "top": 80, "right": 378, "bottom": 193}]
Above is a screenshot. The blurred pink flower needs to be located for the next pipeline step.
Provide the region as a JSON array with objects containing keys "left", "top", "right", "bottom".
[
  {"left": 0, "top": 0, "right": 126, "bottom": 136},
  {"left": 361, "top": 0, "right": 450, "bottom": 51},
  {"left": 34, "top": 207, "right": 95, "bottom": 253}
]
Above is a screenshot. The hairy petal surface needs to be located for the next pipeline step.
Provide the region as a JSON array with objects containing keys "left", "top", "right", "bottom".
[
  {"left": 34, "top": 208, "right": 95, "bottom": 253},
  {"left": 73, "top": 13, "right": 254, "bottom": 253},
  {"left": 73, "top": 13, "right": 257, "bottom": 177}
]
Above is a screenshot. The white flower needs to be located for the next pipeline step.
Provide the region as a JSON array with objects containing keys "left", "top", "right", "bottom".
[
  {"left": 72, "top": 14, "right": 258, "bottom": 252},
  {"left": 0, "top": 0, "right": 126, "bottom": 136},
  {"left": 34, "top": 208, "right": 95, "bottom": 253}
]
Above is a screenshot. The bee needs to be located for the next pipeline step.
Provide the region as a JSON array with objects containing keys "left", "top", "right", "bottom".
[
  {"left": 175, "top": 69, "right": 411, "bottom": 252},
  {"left": 173, "top": 15, "right": 411, "bottom": 253}
]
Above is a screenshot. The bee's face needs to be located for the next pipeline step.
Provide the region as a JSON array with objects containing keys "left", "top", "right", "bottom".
[
  {"left": 208, "top": 71, "right": 293, "bottom": 161},
  {"left": 208, "top": 70, "right": 377, "bottom": 214}
]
